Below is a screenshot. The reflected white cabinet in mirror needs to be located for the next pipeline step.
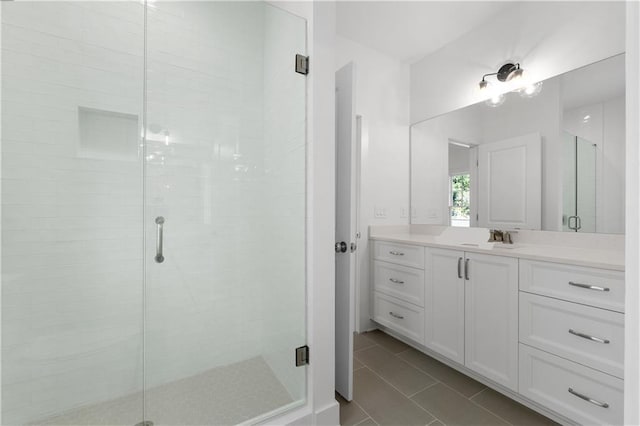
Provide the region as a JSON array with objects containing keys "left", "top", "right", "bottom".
[{"left": 410, "top": 54, "right": 625, "bottom": 234}]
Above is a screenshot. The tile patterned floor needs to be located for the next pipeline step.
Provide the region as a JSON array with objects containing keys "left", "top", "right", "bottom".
[{"left": 338, "top": 330, "right": 559, "bottom": 426}]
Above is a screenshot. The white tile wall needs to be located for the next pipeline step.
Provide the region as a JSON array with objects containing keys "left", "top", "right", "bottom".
[{"left": 2, "top": 1, "right": 307, "bottom": 424}]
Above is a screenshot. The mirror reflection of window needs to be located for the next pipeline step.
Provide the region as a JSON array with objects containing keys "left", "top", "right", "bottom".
[{"left": 450, "top": 174, "right": 471, "bottom": 227}]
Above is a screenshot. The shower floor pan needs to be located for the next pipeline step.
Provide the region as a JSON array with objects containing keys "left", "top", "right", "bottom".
[{"left": 31, "top": 357, "right": 294, "bottom": 426}]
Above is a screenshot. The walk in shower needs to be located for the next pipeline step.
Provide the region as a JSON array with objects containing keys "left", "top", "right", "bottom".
[{"left": 1, "top": 1, "right": 308, "bottom": 424}]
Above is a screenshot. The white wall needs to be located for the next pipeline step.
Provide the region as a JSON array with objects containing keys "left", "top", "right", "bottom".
[
  {"left": 625, "top": 2, "right": 640, "bottom": 424},
  {"left": 410, "top": 1, "right": 626, "bottom": 123},
  {"left": 335, "top": 35, "right": 410, "bottom": 332}
]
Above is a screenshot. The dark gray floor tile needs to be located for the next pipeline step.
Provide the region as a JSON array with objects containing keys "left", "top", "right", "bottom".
[
  {"left": 354, "top": 368, "right": 434, "bottom": 426},
  {"left": 354, "top": 357, "right": 364, "bottom": 371},
  {"left": 398, "top": 348, "right": 485, "bottom": 397},
  {"left": 411, "top": 383, "right": 509, "bottom": 426},
  {"left": 355, "top": 418, "right": 378, "bottom": 426},
  {"left": 355, "top": 345, "right": 436, "bottom": 396},
  {"left": 471, "top": 388, "right": 558, "bottom": 426},
  {"left": 354, "top": 332, "right": 377, "bottom": 351},
  {"left": 336, "top": 392, "right": 369, "bottom": 426},
  {"left": 362, "top": 330, "right": 411, "bottom": 354}
]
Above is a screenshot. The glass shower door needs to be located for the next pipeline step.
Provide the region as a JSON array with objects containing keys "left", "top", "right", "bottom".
[
  {"left": 563, "top": 133, "right": 597, "bottom": 232},
  {"left": 143, "top": 2, "right": 308, "bottom": 424}
]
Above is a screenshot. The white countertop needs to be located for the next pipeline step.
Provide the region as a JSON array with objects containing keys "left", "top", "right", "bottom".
[{"left": 369, "top": 228, "right": 624, "bottom": 271}]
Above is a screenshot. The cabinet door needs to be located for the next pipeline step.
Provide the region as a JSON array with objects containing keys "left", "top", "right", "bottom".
[
  {"left": 425, "top": 248, "right": 465, "bottom": 364},
  {"left": 465, "top": 253, "right": 518, "bottom": 391}
]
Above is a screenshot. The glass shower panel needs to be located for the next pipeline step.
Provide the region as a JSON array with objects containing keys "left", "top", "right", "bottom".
[
  {"left": 143, "top": 2, "right": 307, "bottom": 424},
  {"left": 562, "top": 133, "right": 597, "bottom": 232},
  {"left": 1, "top": 2, "right": 145, "bottom": 424}
]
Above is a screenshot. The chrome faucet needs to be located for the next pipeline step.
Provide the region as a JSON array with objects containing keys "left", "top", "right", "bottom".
[
  {"left": 488, "top": 229, "right": 514, "bottom": 244},
  {"left": 488, "top": 229, "right": 503, "bottom": 242}
]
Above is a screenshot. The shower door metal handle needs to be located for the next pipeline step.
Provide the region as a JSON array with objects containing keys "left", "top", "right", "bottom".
[{"left": 155, "top": 216, "right": 165, "bottom": 263}]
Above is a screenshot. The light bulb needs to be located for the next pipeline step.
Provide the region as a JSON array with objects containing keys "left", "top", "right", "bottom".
[
  {"left": 519, "top": 81, "right": 543, "bottom": 98},
  {"left": 478, "top": 79, "right": 489, "bottom": 91},
  {"left": 485, "top": 93, "right": 505, "bottom": 107}
]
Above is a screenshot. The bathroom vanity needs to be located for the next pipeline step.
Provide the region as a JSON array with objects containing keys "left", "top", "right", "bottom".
[{"left": 369, "top": 225, "right": 624, "bottom": 425}]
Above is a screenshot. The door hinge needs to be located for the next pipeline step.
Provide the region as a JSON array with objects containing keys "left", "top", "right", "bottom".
[
  {"left": 295, "top": 54, "right": 309, "bottom": 75},
  {"left": 476, "top": 213, "right": 479, "bottom": 221},
  {"left": 295, "top": 345, "right": 309, "bottom": 366}
]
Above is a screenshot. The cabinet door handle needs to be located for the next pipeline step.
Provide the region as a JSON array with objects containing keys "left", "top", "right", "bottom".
[
  {"left": 568, "top": 281, "right": 610, "bottom": 292},
  {"left": 389, "top": 311, "right": 404, "bottom": 319},
  {"left": 568, "top": 388, "right": 609, "bottom": 408},
  {"left": 457, "top": 257, "right": 463, "bottom": 279},
  {"left": 464, "top": 258, "right": 470, "bottom": 280},
  {"left": 569, "top": 329, "right": 610, "bottom": 344},
  {"left": 389, "top": 251, "right": 405, "bottom": 256},
  {"left": 389, "top": 278, "right": 405, "bottom": 284}
]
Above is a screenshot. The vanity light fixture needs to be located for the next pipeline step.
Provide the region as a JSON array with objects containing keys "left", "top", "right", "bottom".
[
  {"left": 478, "top": 62, "right": 542, "bottom": 106},
  {"left": 478, "top": 62, "right": 524, "bottom": 91}
]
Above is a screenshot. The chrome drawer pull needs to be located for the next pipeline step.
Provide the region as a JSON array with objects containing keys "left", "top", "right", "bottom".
[
  {"left": 389, "top": 311, "right": 404, "bottom": 319},
  {"left": 389, "top": 278, "right": 405, "bottom": 284},
  {"left": 389, "top": 251, "right": 405, "bottom": 256},
  {"left": 568, "top": 281, "right": 610, "bottom": 292},
  {"left": 568, "top": 329, "right": 610, "bottom": 344},
  {"left": 568, "top": 388, "right": 609, "bottom": 408},
  {"left": 457, "top": 257, "right": 463, "bottom": 279}
]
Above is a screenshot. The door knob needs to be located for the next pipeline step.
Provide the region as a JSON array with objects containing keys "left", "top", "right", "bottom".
[{"left": 335, "top": 241, "right": 348, "bottom": 253}]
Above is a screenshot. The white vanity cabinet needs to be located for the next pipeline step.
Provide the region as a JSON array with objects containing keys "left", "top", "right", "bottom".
[
  {"left": 370, "top": 237, "right": 625, "bottom": 425},
  {"left": 425, "top": 248, "right": 465, "bottom": 364},
  {"left": 518, "top": 259, "right": 625, "bottom": 425},
  {"left": 424, "top": 248, "right": 518, "bottom": 389},
  {"left": 372, "top": 242, "right": 426, "bottom": 344},
  {"left": 464, "top": 253, "right": 519, "bottom": 391}
]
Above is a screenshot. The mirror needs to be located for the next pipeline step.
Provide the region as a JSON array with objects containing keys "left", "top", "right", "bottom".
[{"left": 410, "top": 54, "right": 625, "bottom": 234}]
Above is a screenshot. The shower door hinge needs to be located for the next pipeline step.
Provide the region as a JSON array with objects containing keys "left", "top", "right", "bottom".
[
  {"left": 295, "top": 345, "right": 309, "bottom": 366},
  {"left": 295, "top": 54, "right": 309, "bottom": 75}
]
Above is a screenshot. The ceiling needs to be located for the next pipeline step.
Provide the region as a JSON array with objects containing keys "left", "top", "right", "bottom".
[{"left": 336, "top": 1, "right": 515, "bottom": 64}]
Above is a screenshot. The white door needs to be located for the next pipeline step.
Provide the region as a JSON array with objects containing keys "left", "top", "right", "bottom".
[
  {"left": 464, "top": 253, "right": 519, "bottom": 391},
  {"left": 477, "top": 133, "right": 542, "bottom": 229},
  {"left": 425, "top": 248, "right": 465, "bottom": 364},
  {"left": 335, "top": 62, "right": 357, "bottom": 401}
]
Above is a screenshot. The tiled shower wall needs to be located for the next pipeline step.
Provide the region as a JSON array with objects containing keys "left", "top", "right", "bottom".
[
  {"left": 2, "top": 3, "right": 145, "bottom": 423},
  {"left": 2, "top": 2, "right": 307, "bottom": 424}
]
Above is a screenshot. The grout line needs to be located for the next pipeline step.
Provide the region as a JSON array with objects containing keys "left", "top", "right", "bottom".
[
  {"left": 351, "top": 397, "right": 379, "bottom": 426},
  {"left": 360, "top": 366, "right": 443, "bottom": 425},
  {"left": 354, "top": 342, "right": 378, "bottom": 353},
  {"left": 407, "top": 381, "right": 439, "bottom": 399},
  {"left": 467, "top": 397, "right": 517, "bottom": 426},
  {"left": 426, "top": 418, "right": 441, "bottom": 426},
  {"left": 393, "top": 350, "right": 439, "bottom": 384},
  {"left": 469, "top": 387, "right": 488, "bottom": 400},
  {"left": 352, "top": 417, "right": 374, "bottom": 426}
]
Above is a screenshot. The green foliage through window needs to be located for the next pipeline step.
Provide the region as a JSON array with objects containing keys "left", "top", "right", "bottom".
[{"left": 451, "top": 174, "right": 470, "bottom": 220}]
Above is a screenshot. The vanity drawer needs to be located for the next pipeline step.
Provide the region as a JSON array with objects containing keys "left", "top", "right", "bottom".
[
  {"left": 373, "top": 241, "right": 425, "bottom": 269},
  {"left": 519, "top": 344, "right": 623, "bottom": 426},
  {"left": 373, "top": 261, "right": 425, "bottom": 307},
  {"left": 373, "top": 292, "right": 424, "bottom": 344},
  {"left": 519, "top": 292, "right": 624, "bottom": 378},
  {"left": 519, "top": 260, "right": 624, "bottom": 312}
]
